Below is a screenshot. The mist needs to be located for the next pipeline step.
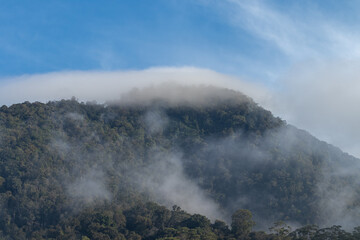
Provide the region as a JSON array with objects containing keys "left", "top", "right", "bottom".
[
  {"left": 269, "top": 60, "right": 360, "bottom": 158},
  {"left": 316, "top": 156, "right": 360, "bottom": 230},
  {"left": 2, "top": 65, "right": 360, "bottom": 232},
  {"left": 66, "top": 167, "right": 112, "bottom": 206},
  {"left": 48, "top": 112, "right": 114, "bottom": 211},
  {"left": 178, "top": 122, "right": 360, "bottom": 230},
  {"left": 143, "top": 109, "right": 169, "bottom": 134},
  {"left": 26, "top": 79, "right": 360, "bottom": 230},
  {"left": 141, "top": 108, "right": 225, "bottom": 222},
  {"left": 2, "top": 64, "right": 359, "bottom": 159},
  {"left": 118, "top": 83, "right": 253, "bottom": 107},
  {"left": 47, "top": 107, "right": 225, "bottom": 223},
  {"left": 133, "top": 150, "right": 225, "bottom": 222}
]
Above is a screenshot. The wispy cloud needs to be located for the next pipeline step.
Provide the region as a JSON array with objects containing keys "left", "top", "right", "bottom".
[{"left": 223, "top": 0, "right": 360, "bottom": 60}]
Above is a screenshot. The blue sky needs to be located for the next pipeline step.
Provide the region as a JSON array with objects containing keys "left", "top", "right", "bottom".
[
  {"left": 1, "top": 0, "right": 235, "bottom": 75},
  {"left": 3, "top": 0, "right": 360, "bottom": 157},
  {"left": 3, "top": 0, "right": 360, "bottom": 83}
]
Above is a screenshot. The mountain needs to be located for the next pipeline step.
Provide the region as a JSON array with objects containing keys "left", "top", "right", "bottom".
[{"left": 0, "top": 86, "right": 359, "bottom": 239}]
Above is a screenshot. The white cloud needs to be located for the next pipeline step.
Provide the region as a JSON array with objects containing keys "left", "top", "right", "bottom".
[
  {"left": 223, "top": 0, "right": 360, "bottom": 60},
  {"left": 270, "top": 60, "right": 360, "bottom": 158},
  {"left": 0, "top": 67, "right": 270, "bottom": 106}
]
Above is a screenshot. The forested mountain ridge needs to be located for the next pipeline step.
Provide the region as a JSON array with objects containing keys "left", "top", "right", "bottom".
[{"left": 0, "top": 86, "right": 359, "bottom": 239}]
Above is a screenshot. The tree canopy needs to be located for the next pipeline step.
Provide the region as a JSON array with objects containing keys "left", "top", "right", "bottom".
[{"left": 0, "top": 89, "right": 359, "bottom": 239}]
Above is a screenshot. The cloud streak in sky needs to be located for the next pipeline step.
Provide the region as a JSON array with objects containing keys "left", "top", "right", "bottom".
[{"left": 222, "top": 0, "right": 360, "bottom": 60}]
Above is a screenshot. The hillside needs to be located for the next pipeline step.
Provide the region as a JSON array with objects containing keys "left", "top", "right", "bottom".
[{"left": 0, "top": 86, "right": 359, "bottom": 239}]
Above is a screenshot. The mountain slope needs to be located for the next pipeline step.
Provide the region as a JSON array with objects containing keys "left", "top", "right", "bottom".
[{"left": 0, "top": 86, "right": 359, "bottom": 239}]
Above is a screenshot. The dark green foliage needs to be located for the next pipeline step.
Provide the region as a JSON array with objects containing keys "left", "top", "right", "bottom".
[
  {"left": 231, "top": 209, "right": 255, "bottom": 238},
  {"left": 0, "top": 90, "right": 359, "bottom": 239}
]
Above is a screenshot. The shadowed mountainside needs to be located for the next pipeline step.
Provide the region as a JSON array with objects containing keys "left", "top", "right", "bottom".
[{"left": 0, "top": 86, "right": 359, "bottom": 239}]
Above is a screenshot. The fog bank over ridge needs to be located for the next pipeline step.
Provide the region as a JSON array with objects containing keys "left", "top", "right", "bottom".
[
  {"left": 1, "top": 65, "right": 360, "bottom": 159},
  {"left": 0, "top": 67, "right": 269, "bottom": 106}
]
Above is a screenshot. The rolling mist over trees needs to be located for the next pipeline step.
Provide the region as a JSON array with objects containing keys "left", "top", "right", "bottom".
[{"left": 0, "top": 86, "right": 360, "bottom": 239}]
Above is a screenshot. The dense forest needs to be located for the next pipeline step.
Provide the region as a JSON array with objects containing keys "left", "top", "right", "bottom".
[{"left": 0, "top": 86, "right": 360, "bottom": 239}]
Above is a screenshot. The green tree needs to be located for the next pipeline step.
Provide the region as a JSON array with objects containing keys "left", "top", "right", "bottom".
[
  {"left": 231, "top": 209, "right": 255, "bottom": 239},
  {"left": 269, "top": 221, "right": 291, "bottom": 240}
]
